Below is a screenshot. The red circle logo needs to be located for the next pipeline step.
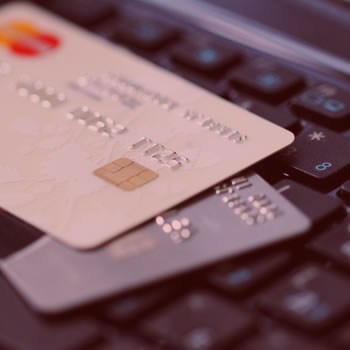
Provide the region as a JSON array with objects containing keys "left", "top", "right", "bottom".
[{"left": 0, "top": 21, "right": 61, "bottom": 57}]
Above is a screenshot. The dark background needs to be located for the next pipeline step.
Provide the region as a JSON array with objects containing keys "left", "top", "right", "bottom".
[{"left": 204, "top": 0, "right": 350, "bottom": 61}]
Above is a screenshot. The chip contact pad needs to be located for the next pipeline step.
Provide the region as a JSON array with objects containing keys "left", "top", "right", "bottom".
[{"left": 94, "top": 158, "right": 158, "bottom": 191}]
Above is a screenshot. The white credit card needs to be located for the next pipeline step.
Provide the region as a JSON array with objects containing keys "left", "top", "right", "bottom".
[{"left": 0, "top": 3, "right": 294, "bottom": 249}]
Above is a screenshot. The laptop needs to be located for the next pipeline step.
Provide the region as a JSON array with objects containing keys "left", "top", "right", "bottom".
[{"left": 0, "top": 0, "right": 350, "bottom": 349}]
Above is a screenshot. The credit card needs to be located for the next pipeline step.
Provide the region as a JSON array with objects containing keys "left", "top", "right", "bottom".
[
  {"left": 2, "top": 171, "right": 311, "bottom": 313},
  {"left": 0, "top": 3, "right": 294, "bottom": 249}
]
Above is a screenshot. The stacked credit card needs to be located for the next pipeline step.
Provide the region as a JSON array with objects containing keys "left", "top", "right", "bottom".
[{"left": 0, "top": 3, "right": 310, "bottom": 313}]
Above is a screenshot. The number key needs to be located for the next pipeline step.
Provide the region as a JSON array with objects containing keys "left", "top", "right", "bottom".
[{"left": 275, "top": 126, "right": 350, "bottom": 187}]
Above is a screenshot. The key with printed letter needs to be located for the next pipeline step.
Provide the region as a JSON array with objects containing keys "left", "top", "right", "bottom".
[{"left": 258, "top": 264, "right": 350, "bottom": 332}]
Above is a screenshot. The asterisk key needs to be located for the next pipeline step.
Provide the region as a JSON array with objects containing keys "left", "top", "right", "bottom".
[{"left": 308, "top": 131, "right": 325, "bottom": 141}]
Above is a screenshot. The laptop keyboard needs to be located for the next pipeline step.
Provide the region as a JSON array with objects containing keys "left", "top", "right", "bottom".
[{"left": 2, "top": 0, "right": 350, "bottom": 349}]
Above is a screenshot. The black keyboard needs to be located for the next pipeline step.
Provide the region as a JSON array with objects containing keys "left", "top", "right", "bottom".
[{"left": 2, "top": 1, "right": 350, "bottom": 349}]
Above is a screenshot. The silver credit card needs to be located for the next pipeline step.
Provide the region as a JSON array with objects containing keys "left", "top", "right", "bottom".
[{"left": 2, "top": 171, "right": 310, "bottom": 313}]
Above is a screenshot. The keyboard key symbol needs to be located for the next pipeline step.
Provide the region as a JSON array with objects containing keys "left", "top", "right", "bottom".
[
  {"left": 198, "top": 48, "right": 218, "bottom": 64},
  {"left": 324, "top": 99, "right": 345, "bottom": 113},
  {"left": 315, "top": 162, "right": 332, "bottom": 171},
  {"left": 256, "top": 72, "right": 282, "bottom": 88},
  {"left": 308, "top": 131, "right": 325, "bottom": 141}
]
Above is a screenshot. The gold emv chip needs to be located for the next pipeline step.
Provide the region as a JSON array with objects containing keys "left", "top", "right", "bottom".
[{"left": 94, "top": 158, "right": 158, "bottom": 191}]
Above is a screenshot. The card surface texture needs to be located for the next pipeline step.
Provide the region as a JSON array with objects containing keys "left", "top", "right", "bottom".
[
  {"left": 0, "top": 3, "right": 294, "bottom": 249},
  {"left": 2, "top": 171, "right": 310, "bottom": 313}
]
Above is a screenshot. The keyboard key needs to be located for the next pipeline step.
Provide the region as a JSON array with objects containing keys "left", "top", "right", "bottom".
[
  {"left": 113, "top": 18, "right": 178, "bottom": 51},
  {"left": 41, "top": 0, "right": 116, "bottom": 27},
  {"left": 208, "top": 251, "right": 290, "bottom": 296},
  {"left": 231, "top": 95, "right": 300, "bottom": 131},
  {"left": 100, "top": 286, "right": 173, "bottom": 322},
  {"left": 0, "top": 210, "right": 42, "bottom": 258},
  {"left": 275, "top": 126, "right": 350, "bottom": 187},
  {"left": 171, "top": 39, "right": 239, "bottom": 74},
  {"left": 331, "top": 322, "right": 350, "bottom": 350},
  {"left": 0, "top": 275, "right": 100, "bottom": 350},
  {"left": 259, "top": 264, "right": 350, "bottom": 332},
  {"left": 274, "top": 180, "right": 344, "bottom": 227},
  {"left": 237, "top": 328, "right": 328, "bottom": 350},
  {"left": 332, "top": 0, "right": 350, "bottom": 7},
  {"left": 141, "top": 291, "right": 253, "bottom": 350},
  {"left": 292, "top": 83, "right": 350, "bottom": 129},
  {"left": 181, "top": 74, "right": 229, "bottom": 96},
  {"left": 339, "top": 179, "right": 350, "bottom": 204},
  {"left": 230, "top": 58, "right": 303, "bottom": 103},
  {"left": 96, "top": 335, "right": 153, "bottom": 350},
  {"left": 309, "top": 218, "right": 350, "bottom": 269}
]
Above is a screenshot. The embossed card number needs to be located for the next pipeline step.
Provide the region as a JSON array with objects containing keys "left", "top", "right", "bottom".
[{"left": 130, "top": 137, "right": 189, "bottom": 170}]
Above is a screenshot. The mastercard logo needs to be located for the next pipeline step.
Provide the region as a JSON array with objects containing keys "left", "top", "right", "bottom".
[{"left": 0, "top": 21, "right": 60, "bottom": 57}]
